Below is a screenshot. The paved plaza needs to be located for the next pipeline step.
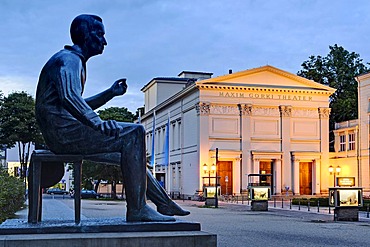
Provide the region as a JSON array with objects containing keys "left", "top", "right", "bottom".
[{"left": 11, "top": 195, "right": 370, "bottom": 247}]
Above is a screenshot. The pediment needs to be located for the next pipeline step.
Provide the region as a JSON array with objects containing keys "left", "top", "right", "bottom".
[{"left": 197, "top": 65, "right": 335, "bottom": 93}]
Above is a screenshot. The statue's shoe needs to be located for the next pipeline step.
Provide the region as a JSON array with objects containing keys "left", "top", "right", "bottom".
[
  {"left": 127, "top": 204, "right": 176, "bottom": 222},
  {"left": 157, "top": 201, "right": 190, "bottom": 216}
]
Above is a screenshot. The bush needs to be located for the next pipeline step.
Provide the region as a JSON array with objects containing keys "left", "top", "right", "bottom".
[
  {"left": 292, "top": 197, "right": 329, "bottom": 207},
  {"left": 0, "top": 168, "right": 25, "bottom": 223},
  {"left": 292, "top": 197, "right": 370, "bottom": 211},
  {"left": 359, "top": 199, "right": 370, "bottom": 211}
]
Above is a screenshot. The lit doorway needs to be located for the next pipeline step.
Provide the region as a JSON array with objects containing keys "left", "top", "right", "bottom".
[
  {"left": 299, "top": 162, "right": 312, "bottom": 195},
  {"left": 260, "top": 161, "right": 274, "bottom": 194},
  {"left": 217, "top": 161, "right": 233, "bottom": 195}
]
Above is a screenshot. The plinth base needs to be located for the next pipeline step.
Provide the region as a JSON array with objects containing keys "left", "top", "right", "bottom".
[
  {"left": 251, "top": 200, "right": 268, "bottom": 211},
  {"left": 334, "top": 207, "right": 359, "bottom": 221},
  {"left": 0, "top": 218, "right": 216, "bottom": 247},
  {"left": 205, "top": 198, "right": 217, "bottom": 207},
  {"left": 0, "top": 231, "right": 216, "bottom": 247}
]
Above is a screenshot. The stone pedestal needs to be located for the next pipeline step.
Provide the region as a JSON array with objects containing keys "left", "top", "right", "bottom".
[
  {"left": 0, "top": 218, "right": 216, "bottom": 247},
  {"left": 205, "top": 198, "right": 216, "bottom": 207},
  {"left": 0, "top": 231, "right": 216, "bottom": 247},
  {"left": 251, "top": 200, "right": 268, "bottom": 211},
  {"left": 334, "top": 207, "right": 359, "bottom": 221}
]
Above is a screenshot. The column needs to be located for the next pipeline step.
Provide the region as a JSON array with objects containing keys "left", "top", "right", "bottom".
[
  {"left": 279, "top": 105, "right": 292, "bottom": 191},
  {"left": 319, "top": 107, "right": 331, "bottom": 193},
  {"left": 239, "top": 104, "right": 252, "bottom": 189},
  {"left": 196, "top": 102, "right": 211, "bottom": 189},
  {"left": 274, "top": 159, "right": 282, "bottom": 195},
  {"left": 313, "top": 159, "right": 321, "bottom": 195},
  {"left": 293, "top": 158, "right": 300, "bottom": 195}
]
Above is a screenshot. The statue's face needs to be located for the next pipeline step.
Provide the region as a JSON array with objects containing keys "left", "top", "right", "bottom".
[{"left": 86, "top": 21, "right": 107, "bottom": 56}]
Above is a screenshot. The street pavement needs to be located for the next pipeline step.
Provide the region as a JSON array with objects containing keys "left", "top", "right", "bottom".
[{"left": 11, "top": 195, "right": 370, "bottom": 247}]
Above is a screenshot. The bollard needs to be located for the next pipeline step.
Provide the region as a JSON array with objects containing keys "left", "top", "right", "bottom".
[
  {"left": 242, "top": 195, "right": 244, "bottom": 204},
  {"left": 317, "top": 200, "right": 320, "bottom": 213},
  {"left": 290, "top": 199, "right": 292, "bottom": 209},
  {"left": 281, "top": 198, "right": 284, "bottom": 208},
  {"left": 308, "top": 200, "right": 310, "bottom": 211},
  {"left": 237, "top": 196, "right": 239, "bottom": 204},
  {"left": 298, "top": 199, "right": 301, "bottom": 210},
  {"left": 367, "top": 204, "right": 369, "bottom": 218},
  {"left": 273, "top": 197, "right": 276, "bottom": 207},
  {"left": 328, "top": 204, "right": 331, "bottom": 214}
]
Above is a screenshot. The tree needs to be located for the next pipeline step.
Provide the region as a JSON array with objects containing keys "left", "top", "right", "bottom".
[
  {"left": 298, "top": 44, "right": 370, "bottom": 150},
  {"left": 97, "top": 106, "right": 135, "bottom": 122},
  {"left": 0, "top": 92, "right": 43, "bottom": 179},
  {"left": 82, "top": 107, "right": 135, "bottom": 198}
]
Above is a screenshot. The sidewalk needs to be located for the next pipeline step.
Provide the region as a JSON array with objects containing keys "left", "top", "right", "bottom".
[
  {"left": 5, "top": 196, "right": 370, "bottom": 247},
  {"left": 203, "top": 199, "right": 370, "bottom": 223},
  {"left": 8, "top": 195, "right": 370, "bottom": 224}
]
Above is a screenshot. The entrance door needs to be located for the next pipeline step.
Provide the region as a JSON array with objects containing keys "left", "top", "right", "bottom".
[
  {"left": 260, "top": 161, "right": 274, "bottom": 194},
  {"left": 217, "top": 161, "right": 232, "bottom": 195},
  {"left": 299, "top": 162, "right": 312, "bottom": 195}
]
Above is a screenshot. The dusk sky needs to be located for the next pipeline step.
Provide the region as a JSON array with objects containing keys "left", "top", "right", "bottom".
[{"left": 1, "top": 0, "right": 370, "bottom": 113}]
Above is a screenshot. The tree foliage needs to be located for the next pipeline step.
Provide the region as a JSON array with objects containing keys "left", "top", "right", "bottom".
[
  {"left": 297, "top": 45, "right": 370, "bottom": 150},
  {"left": 83, "top": 107, "right": 135, "bottom": 198},
  {"left": 0, "top": 167, "right": 25, "bottom": 223},
  {"left": 298, "top": 44, "right": 370, "bottom": 123},
  {"left": 97, "top": 106, "right": 135, "bottom": 122},
  {"left": 0, "top": 92, "right": 43, "bottom": 178}
]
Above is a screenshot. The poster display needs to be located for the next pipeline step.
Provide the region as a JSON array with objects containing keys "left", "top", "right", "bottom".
[
  {"left": 249, "top": 186, "right": 270, "bottom": 200},
  {"left": 329, "top": 187, "right": 363, "bottom": 207}
]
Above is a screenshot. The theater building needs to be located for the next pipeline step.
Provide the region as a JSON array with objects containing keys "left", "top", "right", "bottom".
[{"left": 140, "top": 65, "right": 336, "bottom": 198}]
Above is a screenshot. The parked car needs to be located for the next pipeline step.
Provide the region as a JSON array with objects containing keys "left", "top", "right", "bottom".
[
  {"left": 46, "top": 188, "right": 68, "bottom": 195},
  {"left": 80, "top": 190, "right": 101, "bottom": 199}
]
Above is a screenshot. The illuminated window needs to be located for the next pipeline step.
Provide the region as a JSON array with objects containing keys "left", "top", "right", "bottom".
[
  {"left": 340, "top": 134, "right": 346, "bottom": 152},
  {"left": 348, "top": 133, "right": 355, "bottom": 151}
]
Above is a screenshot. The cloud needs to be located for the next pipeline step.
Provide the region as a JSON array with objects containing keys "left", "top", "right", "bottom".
[
  {"left": 2, "top": 0, "right": 370, "bottom": 113},
  {"left": 0, "top": 75, "right": 37, "bottom": 96}
]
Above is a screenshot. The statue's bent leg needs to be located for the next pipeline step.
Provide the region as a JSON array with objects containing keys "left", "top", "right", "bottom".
[
  {"left": 146, "top": 169, "right": 190, "bottom": 216},
  {"left": 120, "top": 125, "right": 175, "bottom": 222}
]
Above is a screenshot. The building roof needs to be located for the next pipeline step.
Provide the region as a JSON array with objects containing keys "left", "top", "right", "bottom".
[
  {"left": 197, "top": 65, "right": 336, "bottom": 94},
  {"left": 140, "top": 77, "right": 189, "bottom": 92}
]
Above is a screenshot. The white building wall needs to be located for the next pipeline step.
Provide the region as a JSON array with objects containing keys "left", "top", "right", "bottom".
[{"left": 357, "top": 73, "right": 370, "bottom": 192}]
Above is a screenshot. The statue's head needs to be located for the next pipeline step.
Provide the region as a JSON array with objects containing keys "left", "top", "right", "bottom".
[{"left": 70, "top": 14, "right": 107, "bottom": 57}]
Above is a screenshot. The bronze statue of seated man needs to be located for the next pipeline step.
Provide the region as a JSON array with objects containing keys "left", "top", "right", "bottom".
[{"left": 35, "top": 14, "right": 189, "bottom": 222}]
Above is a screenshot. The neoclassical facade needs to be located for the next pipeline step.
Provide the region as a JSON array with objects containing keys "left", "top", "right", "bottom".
[{"left": 140, "top": 66, "right": 335, "bottom": 197}]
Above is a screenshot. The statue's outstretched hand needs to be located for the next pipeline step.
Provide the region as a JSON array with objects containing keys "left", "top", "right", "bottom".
[
  {"left": 110, "top": 78, "right": 127, "bottom": 96},
  {"left": 99, "top": 120, "right": 122, "bottom": 139}
]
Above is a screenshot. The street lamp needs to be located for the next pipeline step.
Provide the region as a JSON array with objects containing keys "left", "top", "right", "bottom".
[
  {"left": 215, "top": 148, "right": 219, "bottom": 208},
  {"left": 329, "top": 165, "right": 341, "bottom": 186}
]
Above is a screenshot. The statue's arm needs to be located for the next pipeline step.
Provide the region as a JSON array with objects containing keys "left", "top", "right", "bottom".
[
  {"left": 85, "top": 78, "right": 127, "bottom": 110},
  {"left": 85, "top": 88, "right": 115, "bottom": 110}
]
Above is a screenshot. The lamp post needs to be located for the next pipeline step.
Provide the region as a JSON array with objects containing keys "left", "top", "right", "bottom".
[
  {"left": 225, "top": 175, "right": 229, "bottom": 195},
  {"left": 215, "top": 148, "right": 219, "bottom": 208},
  {"left": 329, "top": 165, "right": 341, "bottom": 186}
]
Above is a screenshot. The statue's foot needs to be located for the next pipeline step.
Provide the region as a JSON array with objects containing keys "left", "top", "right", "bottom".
[
  {"left": 157, "top": 201, "right": 190, "bottom": 216},
  {"left": 127, "top": 204, "right": 176, "bottom": 222}
]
